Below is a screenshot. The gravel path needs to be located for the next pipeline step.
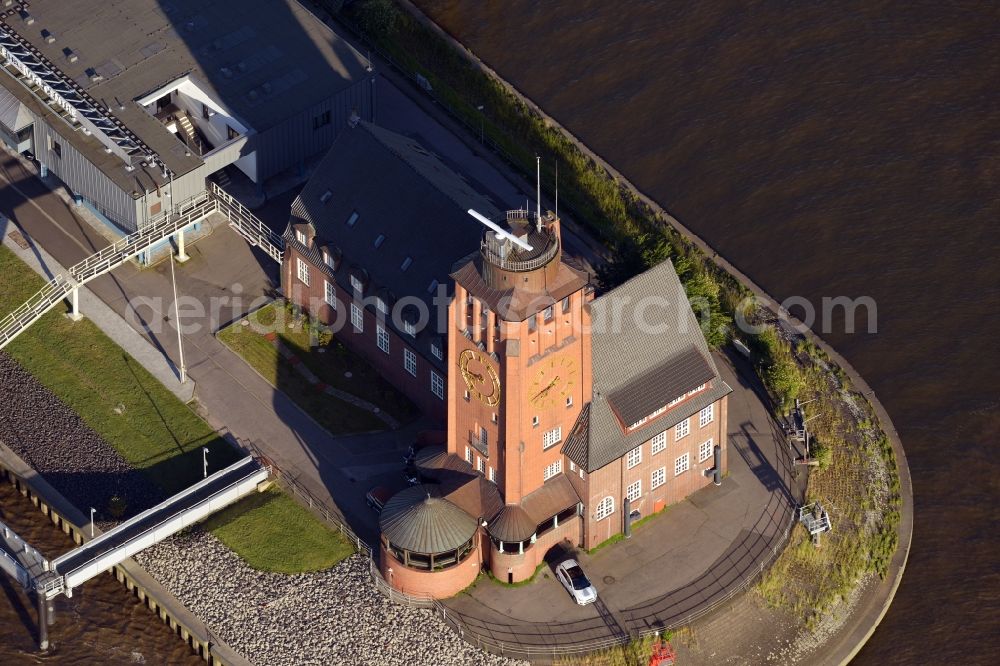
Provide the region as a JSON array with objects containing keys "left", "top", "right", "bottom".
[
  {"left": 134, "top": 531, "right": 526, "bottom": 666},
  {"left": 0, "top": 354, "right": 160, "bottom": 519}
]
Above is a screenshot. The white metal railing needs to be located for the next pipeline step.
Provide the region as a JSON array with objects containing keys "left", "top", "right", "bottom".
[
  {"left": 210, "top": 182, "right": 284, "bottom": 262},
  {"left": 0, "top": 192, "right": 217, "bottom": 350},
  {"left": 0, "top": 274, "right": 76, "bottom": 347},
  {"left": 52, "top": 457, "right": 267, "bottom": 592}
]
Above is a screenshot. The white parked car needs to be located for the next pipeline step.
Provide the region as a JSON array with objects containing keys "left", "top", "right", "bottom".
[{"left": 555, "top": 559, "right": 597, "bottom": 605}]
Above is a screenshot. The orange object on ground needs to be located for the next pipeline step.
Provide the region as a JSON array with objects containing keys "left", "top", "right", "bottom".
[{"left": 648, "top": 638, "right": 676, "bottom": 666}]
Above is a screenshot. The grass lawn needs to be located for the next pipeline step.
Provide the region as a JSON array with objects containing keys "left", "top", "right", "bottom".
[
  {"left": 199, "top": 487, "right": 354, "bottom": 573},
  {"left": 218, "top": 302, "right": 418, "bottom": 434},
  {"left": 0, "top": 247, "right": 352, "bottom": 571}
]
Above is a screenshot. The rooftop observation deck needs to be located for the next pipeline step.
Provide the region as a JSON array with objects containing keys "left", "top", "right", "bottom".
[{"left": 480, "top": 209, "right": 559, "bottom": 272}]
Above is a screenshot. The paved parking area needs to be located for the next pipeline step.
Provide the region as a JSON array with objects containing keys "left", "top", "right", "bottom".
[{"left": 439, "top": 352, "right": 805, "bottom": 653}]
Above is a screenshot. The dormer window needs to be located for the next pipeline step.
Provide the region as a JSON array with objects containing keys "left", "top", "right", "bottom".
[
  {"left": 324, "top": 252, "right": 335, "bottom": 269},
  {"left": 404, "top": 320, "right": 416, "bottom": 337},
  {"left": 431, "top": 340, "right": 443, "bottom": 360},
  {"left": 350, "top": 275, "right": 363, "bottom": 292},
  {"left": 376, "top": 297, "right": 388, "bottom": 315},
  {"left": 295, "top": 230, "right": 307, "bottom": 245}
]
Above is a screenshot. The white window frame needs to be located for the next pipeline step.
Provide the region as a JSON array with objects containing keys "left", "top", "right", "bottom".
[
  {"left": 488, "top": 466, "right": 496, "bottom": 483},
  {"left": 430, "top": 371, "right": 445, "bottom": 400},
  {"left": 699, "top": 438, "right": 715, "bottom": 463},
  {"left": 296, "top": 257, "right": 310, "bottom": 286},
  {"left": 464, "top": 446, "right": 472, "bottom": 463},
  {"left": 700, "top": 404, "right": 715, "bottom": 428},
  {"left": 595, "top": 496, "right": 614, "bottom": 521},
  {"left": 324, "top": 252, "right": 336, "bottom": 269},
  {"left": 626, "top": 479, "right": 641, "bottom": 502},
  {"left": 651, "top": 466, "right": 666, "bottom": 490},
  {"left": 350, "top": 275, "right": 363, "bottom": 292},
  {"left": 403, "top": 320, "right": 416, "bottom": 337},
  {"left": 542, "top": 426, "right": 562, "bottom": 449},
  {"left": 651, "top": 431, "right": 667, "bottom": 455},
  {"left": 431, "top": 341, "right": 443, "bottom": 360},
  {"left": 675, "top": 452, "right": 690, "bottom": 476},
  {"left": 376, "top": 325, "right": 389, "bottom": 354},
  {"left": 403, "top": 349, "right": 417, "bottom": 377},
  {"left": 295, "top": 229, "right": 307, "bottom": 245},
  {"left": 350, "top": 303, "right": 363, "bottom": 332},
  {"left": 626, "top": 445, "right": 642, "bottom": 469},
  {"left": 675, "top": 418, "right": 690, "bottom": 441},
  {"left": 543, "top": 458, "right": 562, "bottom": 481},
  {"left": 324, "top": 280, "right": 337, "bottom": 308},
  {"left": 477, "top": 457, "right": 485, "bottom": 474},
  {"left": 376, "top": 297, "right": 388, "bottom": 315}
]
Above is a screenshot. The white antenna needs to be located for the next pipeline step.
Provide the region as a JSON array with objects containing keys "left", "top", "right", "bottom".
[
  {"left": 467, "top": 209, "right": 533, "bottom": 251},
  {"left": 535, "top": 156, "right": 542, "bottom": 232}
]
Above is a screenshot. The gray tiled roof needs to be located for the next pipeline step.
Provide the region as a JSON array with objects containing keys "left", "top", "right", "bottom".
[
  {"left": 562, "top": 259, "right": 733, "bottom": 472},
  {"left": 379, "top": 485, "right": 478, "bottom": 555},
  {"left": 607, "top": 345, "right": 716, "bottom": 427},
  {"left": 288, "top": 122, "right": 501, "bottom": 366}
]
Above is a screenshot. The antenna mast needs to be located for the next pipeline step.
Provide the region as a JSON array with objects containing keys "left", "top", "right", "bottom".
[
  {"left": 555, "top": 160, "right": 558, "bottom": 219},
  {"left": 535, "top": 156, "right": 542, "bottom": 232}
]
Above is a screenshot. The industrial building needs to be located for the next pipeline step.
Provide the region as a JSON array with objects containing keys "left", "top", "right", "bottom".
[
  {"left": 0, "top": 0, "right": 373, "bottom": 235},
  {"left": 285, "top": 122, "right": 733, "bottom": 597}
]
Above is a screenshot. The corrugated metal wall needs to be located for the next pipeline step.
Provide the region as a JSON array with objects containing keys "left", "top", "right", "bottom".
[
  {"left": 251, "top": 76, "right": 373, "bottom": 181},
  {"left": 31, "top": 118, "right": 139, "bottom": 231}
]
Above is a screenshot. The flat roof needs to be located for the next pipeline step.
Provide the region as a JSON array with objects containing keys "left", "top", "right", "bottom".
[{"left": 0, "top": 0, "right": 370, "bottom": 185}]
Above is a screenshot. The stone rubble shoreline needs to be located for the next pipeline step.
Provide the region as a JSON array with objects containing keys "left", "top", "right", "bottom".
[{"left": 134, "top": 531, "right": 526, "bottom": 666}]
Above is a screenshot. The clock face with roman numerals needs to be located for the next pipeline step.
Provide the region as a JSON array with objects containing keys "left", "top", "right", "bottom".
[
  {"left": 529, "top": 356, "right": 576, "bottom": 409},
  {"left": 459, "top": 349, "right": 501, "bottom": 407}
]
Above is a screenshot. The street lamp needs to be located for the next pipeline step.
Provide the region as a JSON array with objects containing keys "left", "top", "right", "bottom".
[
  {"left": 169, "top": 247, "right": 187, "bottom": 384},
  {"left": 89, "top": 508, "right": 95, "bottom": 538},
  {"left": 203, "top": 447, "right": 209, "bottom": 478}
]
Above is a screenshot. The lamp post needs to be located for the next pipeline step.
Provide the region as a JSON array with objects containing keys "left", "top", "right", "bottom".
[
  {"left": 89, "top": 508, "right": 95, "bottom": 538},
  {"left": 169, "top": 247, "right": 187, "bottom": 384},
  {"left": 203, "top": 447, "right": 209, "bottom": 478}
]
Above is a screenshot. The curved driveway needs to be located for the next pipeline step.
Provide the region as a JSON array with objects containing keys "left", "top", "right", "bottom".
[{"left": 439, "top": 351, "right": 804, "bottom": 657}]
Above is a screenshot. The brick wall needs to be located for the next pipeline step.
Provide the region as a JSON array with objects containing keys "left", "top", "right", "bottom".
[
  {"left": 379, "top": 540, "right": 481, "bottom": 599},
  {"left": 488, "top": 515, "right": 581, "bottom": 582},
  {"left": 284, "top": 246, "right": 446, "bottom": 422},
  {"left": 581, "top": 393, "right": 729, "bottom": 550}
]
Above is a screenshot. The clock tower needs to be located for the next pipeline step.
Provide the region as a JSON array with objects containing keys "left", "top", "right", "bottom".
[{"left": 446, "top": 207, "right": 591, "bottom": 507}]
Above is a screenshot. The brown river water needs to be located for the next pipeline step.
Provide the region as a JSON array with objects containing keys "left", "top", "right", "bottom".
[
  {"left": 414, "top": 1, "right": 999, "bottom": 663},
  {"left": 0, "top": 482, "right": 201, "bottom": 664}
]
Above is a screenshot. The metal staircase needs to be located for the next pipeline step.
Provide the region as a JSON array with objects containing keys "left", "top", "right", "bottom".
[
  {"left": 0, "top": 182, "right": 284, "bottom": 350},
  {"left": 0, "top": 192, "right": 217, "bottom": 350},
  {"left": 210, "top": 182, "right": 284, "bottom": 262}
]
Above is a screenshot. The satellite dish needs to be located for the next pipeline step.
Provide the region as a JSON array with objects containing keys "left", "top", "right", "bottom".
[{"left": 467, "top": 209, "right": 533, "bottom": 251}]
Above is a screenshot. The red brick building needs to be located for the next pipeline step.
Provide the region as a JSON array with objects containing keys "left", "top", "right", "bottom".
[
  {"left": 281, "top": 121, "right": 500, "bottom": 420},
  {"left": 283, "top": 122, "right": 731, "bottom": 598}
]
